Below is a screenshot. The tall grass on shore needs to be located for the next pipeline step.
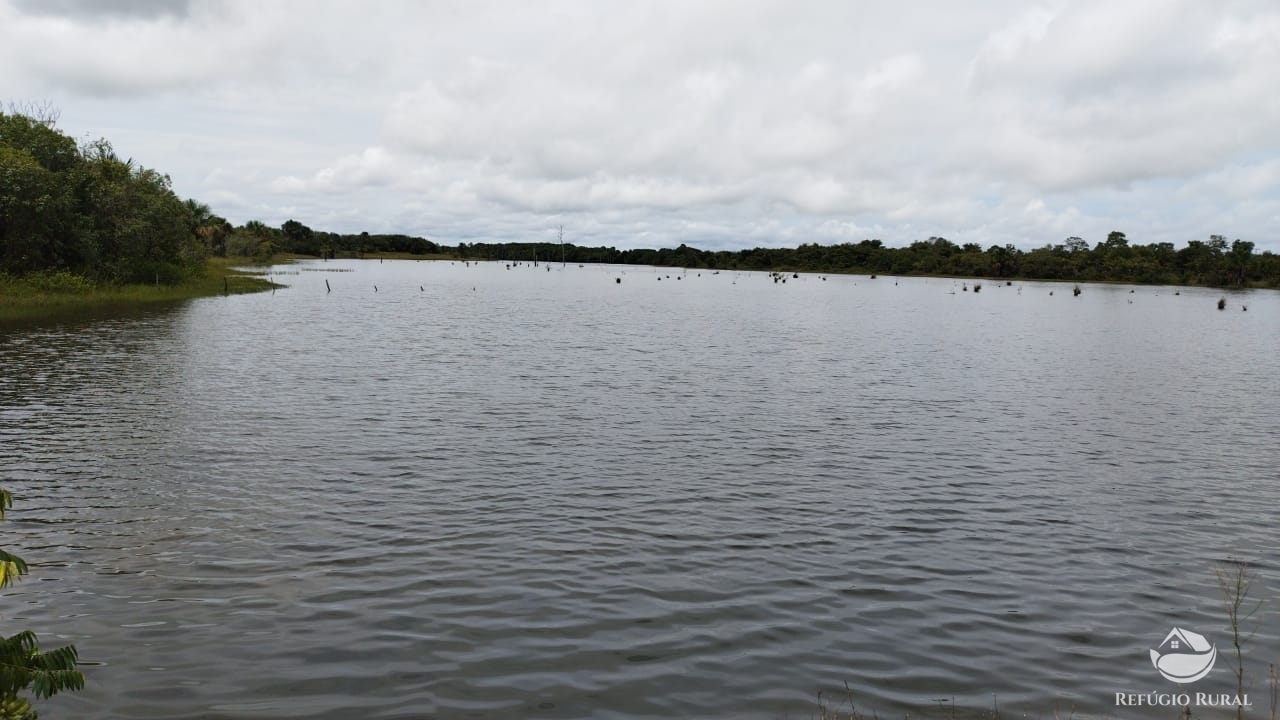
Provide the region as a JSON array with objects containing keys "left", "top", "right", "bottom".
[{"left": 0, "top": 258, "right": 278, "bottom": 323}]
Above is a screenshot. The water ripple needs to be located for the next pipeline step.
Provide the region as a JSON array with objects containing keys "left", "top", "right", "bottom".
[{"left": 2, "top": 262, "right": 1277, "bottom": 719}]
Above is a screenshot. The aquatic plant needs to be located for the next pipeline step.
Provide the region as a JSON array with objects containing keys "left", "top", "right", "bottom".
[{"left": 1216, "top": 558, "right": 1258, "bottom": 720}]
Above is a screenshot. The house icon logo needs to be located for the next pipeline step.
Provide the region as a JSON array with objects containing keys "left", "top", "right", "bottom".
[{"left": 1150, "top": 628, "right": 1217, "bottom": 683}]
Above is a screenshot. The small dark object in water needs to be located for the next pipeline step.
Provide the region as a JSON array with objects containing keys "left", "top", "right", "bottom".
[
  {"left": 1218, "top": 296, "right": 1226, "bottom": 310},
  {"left": 616, "top": 278, "right": 621, "bottom": 284},
  {"left": 793, "top": 273, "right": 799, "bottom": 279},
  {"left": 1073, "top": 285, "right": 1081, "bottom": 297},
  {"left": 373, "top": 285, "right": 378, "bottom": 292},
  {"left": 1049, "top": 291, "right": 1054, "bottom": 296},
  {"left": 870, "top": 274, "right": 877, "bottom": 279},
  {"left": 1007, "top": 280, "right": 1012, "bottom": 286},
  {"left": 1243, "top": 305, "right": 1248, "bottom": 311},
  {"left": 1175, "top": 291, "right": 1180, "bottom": 295},
  {"left": 420, "top": 285, "right": 424, "bottom": 291}
]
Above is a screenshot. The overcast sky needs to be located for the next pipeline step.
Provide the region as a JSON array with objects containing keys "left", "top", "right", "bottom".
[{"left": 2, "top": 0, "right": 1278, "bottom": 252}]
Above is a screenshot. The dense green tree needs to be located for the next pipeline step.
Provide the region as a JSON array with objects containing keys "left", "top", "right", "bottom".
[
  {"left": 1227, "top": 239, "right": 1254, "bottom": 287},
  {"left": 184, "top": 199, "right": 230, "bottom": 257},
  {"left": 904, "top": 237, "right": 956, "bottom": 274},
  {"left": 986, "top": 244, "right": 1019, "bottom": 277},
  {"left": 280, "top": 219, "right": 319, "bottom": 255},
  {"left": 77, "top": 141, "right": 206, "bottom": 283},
  {"left": 0, "top": 145, "right": 83, "bottom": 274},
  {"left": 1020, "top": 244, "right": 1067, "bottom": 279},
  {"left": 0, "top": 114, "right": 79, "bottom": 174},
  {"left": 1177, "top": 238, "right": 1225, "bottom": 285},
  {"left": 0, "top": 115, "right": 93, "bottom": 274},
  {"left": 1063, "top": 236, "right": 1089, "bottom": 254},
  {"left": 226, "top": 220, "right": 280, "bottom": 259},
  {"left": 0, "top": 113, "right": 209, "bottom": 283}
]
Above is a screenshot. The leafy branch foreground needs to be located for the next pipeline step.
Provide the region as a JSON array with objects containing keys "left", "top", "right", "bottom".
[{"left": 0, "top": 489, "right": 84, "bottom": 720}]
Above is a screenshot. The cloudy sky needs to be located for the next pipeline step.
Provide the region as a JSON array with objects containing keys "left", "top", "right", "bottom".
[{"left": 2, "top": 0, "right": 1278, "bottom": 252}]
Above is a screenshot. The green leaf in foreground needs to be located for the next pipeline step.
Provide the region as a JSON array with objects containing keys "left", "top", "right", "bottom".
[{"left": 0, "top": 490, "right": 85, "bottom": 719}]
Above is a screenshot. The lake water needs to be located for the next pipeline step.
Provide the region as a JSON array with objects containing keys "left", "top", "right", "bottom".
[{"left": 2, "top": 260, "right": 1277, "bottom": 719}]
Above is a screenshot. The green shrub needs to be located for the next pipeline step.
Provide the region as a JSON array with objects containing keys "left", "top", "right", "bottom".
[{"left": 22, "top": 271, "right": 93, "bottom": 293}]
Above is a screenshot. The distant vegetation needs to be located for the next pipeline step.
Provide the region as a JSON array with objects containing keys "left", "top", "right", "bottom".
[
  {"left": 239, "top": 226, "right": 1280, "bottom": 290},
  {"left": 3, "top": 108, "right": 1276, "bottom": 290},
  {"left": 455, "top": 233, "right": 1279, "bottom": 288},
  {"left": 222, "top": 219, "right": 444, "bottom": 261}
]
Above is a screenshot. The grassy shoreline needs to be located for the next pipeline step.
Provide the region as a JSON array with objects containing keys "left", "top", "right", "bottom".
[
  {"left": 4, "top": 253, "right": 1271, "bottom": 326},
  {"left": 0, "top": 257, "right": 280, "bottom": 324}
]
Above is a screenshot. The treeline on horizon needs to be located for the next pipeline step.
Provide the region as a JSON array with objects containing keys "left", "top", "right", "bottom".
[
  {"left": 453, "top": 233, "right": 1275, "bottom": 287},
  {"left": 2, "top": 109, "right": 1277, "bottom": 289}
]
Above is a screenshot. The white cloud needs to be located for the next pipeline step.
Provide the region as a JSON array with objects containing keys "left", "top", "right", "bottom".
[
  {"left": 271, "top": 147, "right": 398, "bottom": 194},
  {"left": 960, "top": 0, "right": 1280, "bottom": 194},
  {"left": 2, "top": 0, "right": 1278, "bottom": 251}
]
